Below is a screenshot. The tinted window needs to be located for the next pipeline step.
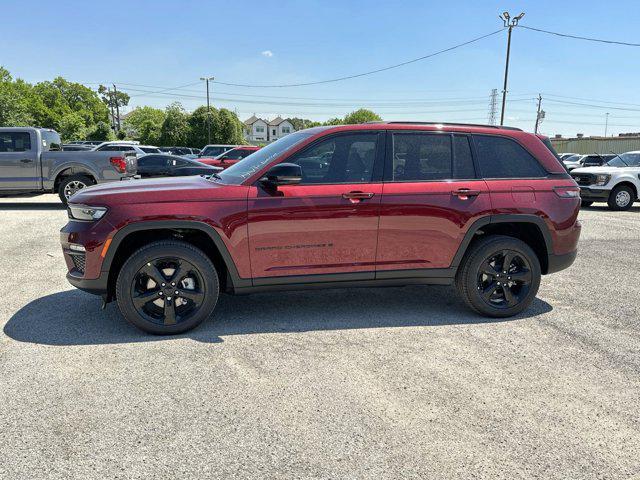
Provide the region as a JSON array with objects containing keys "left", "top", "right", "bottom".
[
  {"left": 392, "top": 133, "right": 451, "bottom": 181},
  {"left": 289, "top": 133, "right": 378, "bottom": 184},
  {"left": 141, "top": 147, "right": 161, "bottom": 154},
  {"left": 202, "top": 146, "right": 231, "bottom": 157},
  {"left": 99, "top": 145, "right": 134, "bottom": 151},
  {"left": 0, "top": 132, "right": 32, "bottom": 152},
  {"left": 453, "top": 135, "right": 475, "bottom": 179},
  {"left": 138, "top": 155, "right": 168, "bottom": 167},
  {"left": 474, "top": 135, "right": 545, "bottom": 178},
  {"left": 224, "top": 148, "right": 255, "bottom": 160},
  {"left": 41, "top": 130, "right": 61, "bottom": 151}
]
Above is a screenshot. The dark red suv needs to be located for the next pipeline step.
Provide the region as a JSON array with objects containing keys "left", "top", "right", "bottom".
[{"left": 61, "top": 122, "right": 581, "bottom": 334}]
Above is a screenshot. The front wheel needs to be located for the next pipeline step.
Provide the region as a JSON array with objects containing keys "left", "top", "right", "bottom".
[
  {"left": 607, "top": 185, "right": 634, "bottom": 211},
  {"left": 456, "top": 235, "right": 541, "bottom": 318},
  {"left": 115, "top": 241, "right": 219, "bottom": 334}
]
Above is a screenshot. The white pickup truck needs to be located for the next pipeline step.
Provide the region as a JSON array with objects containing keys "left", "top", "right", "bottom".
[{"left": 570, "top": 151, "right": 640, "bottom": 210}]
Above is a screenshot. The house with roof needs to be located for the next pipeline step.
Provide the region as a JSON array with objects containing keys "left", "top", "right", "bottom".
[{"left": 244, "top": 115, "right": 295, "bottom": 142}]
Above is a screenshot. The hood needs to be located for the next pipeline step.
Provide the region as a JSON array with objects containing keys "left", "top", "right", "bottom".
[
  {"left": 69, "top": 176, "right": 247, "bottom": 206},
  {"left": 570, "top": 166, "right": 615, "bottom": 174}
]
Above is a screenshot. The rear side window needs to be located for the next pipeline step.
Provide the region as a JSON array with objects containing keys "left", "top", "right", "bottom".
[
  {"left": 474, "top": 135, "right": 546, "bottom": 178},
  {"left": 0, "top": 132, "right": 32, "bottom": 152},
  {"left": 41, "top": 130, "right": 61, "bottom": 151},
  {"left": 392, "top": 133, "right": 452, "bottom": 181},
  {"left": 453, "top": 135, "right": 475, "bottom": 179}
]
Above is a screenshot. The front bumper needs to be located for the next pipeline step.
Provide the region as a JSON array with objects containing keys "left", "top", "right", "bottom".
[
  {"left": 66, "top": 272, "right": 109, "bottom": 296},
  {"left": 579, "top": 187, "right": 610, "bottom": 201}
]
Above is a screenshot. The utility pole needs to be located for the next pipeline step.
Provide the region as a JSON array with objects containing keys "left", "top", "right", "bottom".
[
  {"left": 499, "top": 11, "right": 525, "bottom": 126},
  {"left": 107, "top": 87, "right": 116, "bottom": 131},
  {"left": 604, "top": 112, "right": 610, "bottom": 137},
  {"left": 488, "top": 88, "right": 498, "bottom": 125},
  {"left": 534, "top": 94, "right": 543, "bottom": 134},
  {"left": 112, "top": 84, "right": 121, "bottom": 132},
  {"left": 200, "top": 76, "right": 214, "bottom": 144}
]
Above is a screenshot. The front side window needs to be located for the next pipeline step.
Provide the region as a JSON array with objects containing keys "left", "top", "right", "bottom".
[
  {"left": 288, "top": 133, "right": 378, "bottom": 184},
  {"left": 392, "top": 133, "right": 452, "bottom": 181},
  {"left": 224, "top": 148, "right": 255, "bottom": 160},
  {"left": 474, "top": 135, "right": 546, "bottom": 178},
  {"left": 0, "top": 132, "right": 32, "bottom": 152},
  {"left": 141, "top": 147, "right": 161, "bottom": 154},
  {"left": 607, "top": 152, "right": 640, "bottom": 167}
]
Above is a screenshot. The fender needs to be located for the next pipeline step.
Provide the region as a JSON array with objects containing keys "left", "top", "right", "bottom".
[
  {"left": 101, "top": 220, "right": 251, "bottom": 289},
  {"left": 450, "top": 214, "right": 553, "bottom": 269},
  {"left": 48, "top": 162, "right": 101, "bottom": 189}
]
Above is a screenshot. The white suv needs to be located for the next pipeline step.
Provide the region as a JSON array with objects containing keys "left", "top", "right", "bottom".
[
  {"left": 92, "top": 142, "right": 161, "bottom": 157},
  {"left": 571, "top": 151, "right": 640, "bottom": 210}
]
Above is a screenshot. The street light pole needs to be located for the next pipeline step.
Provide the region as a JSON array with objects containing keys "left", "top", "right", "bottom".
[
  {"left": 604, "top": 112, "right": 610, "bottom": 137},
  {"left": 499, "top": 11, "right": 525, "bottom": 126},
  {"left": 200, "top": 76, "right": 214, "bottom": 144}
]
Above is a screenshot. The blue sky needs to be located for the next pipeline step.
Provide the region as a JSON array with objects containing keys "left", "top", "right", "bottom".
[{"left": 2, "top": 0, "right": 640, "bottom": 136}]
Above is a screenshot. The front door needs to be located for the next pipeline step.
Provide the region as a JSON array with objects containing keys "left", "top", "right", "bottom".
[
  {"left": 0, "top": 131, "right": 39, "bottom": 190},
  {"left": 247, "top": 132, "right": 385, "bottom": 281},
  {"left": 376, "top": 132, "right": 492, "bottom": 274}
]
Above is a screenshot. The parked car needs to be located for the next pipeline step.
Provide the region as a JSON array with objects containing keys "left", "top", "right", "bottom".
[
  {"left": 198, "top": 144, "right": 238, "bottom": 158},
  {"left": 558, "top": 153, "right": 578, "bottom": 160},
  {"left": 562, "top": 154, "right": 584, "bottom": 171},
  {"left": 136, "top": 154, "right": 221, "bottom": 178},
  {"left": 62, "top": 144, "right": 93, "bottom": 151},
  {"left": 564, "top": 153, "right": 616, "bottom": 171},
  {"left": 198, "top": 146, "right": 261, "bottom": 169},
  {"left": 61, "top": 122, "right": 581, "bottom": 334},
  {"left": 0, "top": 127, "right": 137, "bottom": 204},
  {"left": 571, "top": 151, "right": 640, "bottom": 210},
  {"left": 93, "top": 142, "right": 161, "bottom": 156},
  {"left": 159, "top": 146, "right": 201, "bottom": 156}
]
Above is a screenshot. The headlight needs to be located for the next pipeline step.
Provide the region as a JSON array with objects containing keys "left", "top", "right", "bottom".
[
  {"left": 594, "top": 174, "right": 610, "bottom": 186},
  {"left": 68, "top": 204, "right": 107, "bottom": 221}
]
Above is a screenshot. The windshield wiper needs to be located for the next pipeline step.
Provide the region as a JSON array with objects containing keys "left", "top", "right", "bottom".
[{"left": 608, "top": 150, "right": 629, "bottom": 166}]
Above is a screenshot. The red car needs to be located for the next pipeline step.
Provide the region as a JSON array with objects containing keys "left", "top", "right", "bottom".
[
  {"left": 198, "top": 145, "right": 261, "bottom": 169},
  {"left": 61, "top": 122, "right": 581, "bottom": 334}
]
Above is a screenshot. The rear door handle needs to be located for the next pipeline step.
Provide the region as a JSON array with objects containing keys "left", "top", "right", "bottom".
[
  {"left": 20, "top": 158, "right": 33, "bottom": 163},
  {"left": 452, "top": 188, "right": 481, "bottom": 199},
  {"left": 342, "top": 191, "right": 375, "bottom": 203}
]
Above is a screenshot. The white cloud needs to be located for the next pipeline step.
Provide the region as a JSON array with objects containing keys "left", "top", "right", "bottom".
[{"left": 261, "top": 50, "right": 274, "bottom": 58}]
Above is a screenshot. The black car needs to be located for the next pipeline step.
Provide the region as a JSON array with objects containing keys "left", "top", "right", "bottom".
[
  {"left": 581, "top": 154, "right": 616, "bottom": 167},
  {"left": 136, "top": 154, "right": 221, "bottom": 178}
]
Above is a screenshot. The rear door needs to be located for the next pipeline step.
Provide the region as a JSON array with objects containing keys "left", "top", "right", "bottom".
[
  {"left": 247, "top": 131, "right": 385, "bottom": 280},
  {"left": 376, "top": 131, "right": 491, "bottom": 273},
  {"left": 0, "top": 131, "right": 39, "bottom": 190}
]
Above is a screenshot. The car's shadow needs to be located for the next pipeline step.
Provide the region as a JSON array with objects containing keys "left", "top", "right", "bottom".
[
  {"left": 4, "top": 286, "right": 553, "bottom": 346},
  {"left": 0, "top": 201, "right": 64, "bottom": 211},
  {"left": 581, "top": 205, "right": 640, "bottom": 213}
]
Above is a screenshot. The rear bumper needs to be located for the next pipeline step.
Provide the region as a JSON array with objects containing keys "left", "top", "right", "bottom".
[
  {"left": 547, "top": 250, "right": 577, "bottom": 274},
  {"left": 579, "top": 187, "right": 610, "bottom": 200}
]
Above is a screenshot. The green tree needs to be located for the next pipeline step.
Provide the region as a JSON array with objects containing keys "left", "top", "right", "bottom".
[
  {"left": 286, "top": 117, "right": 321, "bottom": 131},
  {"left": 87, "top": 121, "right": 114, "bottom": 141},
  {"left": 188, "top": 105, "right": 218, "bottom": 147},
  {"left": 159, "top": 102, "right": 190, "bottom": 146},
  {"left": 98, "top": 84, "right": 130, "bottom": 128},
  {"left": 212, "top": 108, "right": 245, "bottom": 145},
  {"left": 58, "top": 112, "right": 87, "bottom": 142},
  {"left": 323, "top": 117, "right": 344, "bottom": 126},
  {"left": 0, "top": 68, "right": 34, "bottom": 126},
  {"left": 343, "top": 109, "right": 381, "bottom": 124},
  {"left": 123, "top": 106, "right": 165, "bottom": 144}
]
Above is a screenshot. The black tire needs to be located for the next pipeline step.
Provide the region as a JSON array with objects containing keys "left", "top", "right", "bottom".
[
  {"left": 607, "top": 185, "right": 635, "bottom": 211},
  {"left": 455, "top": 235, "right": 541, "bottom": 318},
  {"left": 115, "top": 240, "right": 219, "bottom": 334},
  {"left": 581, "top": 200, "right": 593, "bottom": 208},
  {"left": 58, "top": 174, "right": 93, "bottom": 205}
]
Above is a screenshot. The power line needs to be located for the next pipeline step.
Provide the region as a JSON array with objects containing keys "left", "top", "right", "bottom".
[
  {"left": 209, "top": 29, "right": 505, "bottom": 88},
  {"left": 519, "top": 25, "right": 640, "bottom": 47}
]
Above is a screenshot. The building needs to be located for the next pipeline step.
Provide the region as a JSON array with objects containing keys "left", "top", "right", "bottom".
[
  {"left": 550, "top": 134, "right": 640, "bottom": 154},
  {"left": 243, "top": 115, "right": 295, "bottom": 143}
]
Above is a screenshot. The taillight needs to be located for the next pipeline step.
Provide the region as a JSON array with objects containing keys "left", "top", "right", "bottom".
[
  {"left": 553, "top": 186, "right": 580, "bottom": 198},
  {"left": 110, "top": 156, "right": 127, "bottom": 173}
]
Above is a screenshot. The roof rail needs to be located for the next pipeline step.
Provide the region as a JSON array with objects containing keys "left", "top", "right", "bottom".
[{"left": 363, "top": 121, "right": 522, "bottom": 131}]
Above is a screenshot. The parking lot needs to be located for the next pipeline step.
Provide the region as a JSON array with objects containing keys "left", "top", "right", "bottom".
[{"left": 0, "top": 194, "right": 639, "bottom": 479}]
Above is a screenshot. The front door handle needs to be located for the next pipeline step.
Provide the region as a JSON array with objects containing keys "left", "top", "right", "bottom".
[
  {"left": 20, "top": 158, "right": 33, "bottom": 163},
  {"left": 452, "top": 188, "right": 481, "bottom": 200},
  {"left": 342, "top": 191, "right": 375, "bottom": 203}
]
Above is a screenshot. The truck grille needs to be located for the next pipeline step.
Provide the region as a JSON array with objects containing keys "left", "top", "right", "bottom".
[
  {"left": 69, "top": 253, "right": 86, "bottom": 275},
  {"left": 571, "top": 173, "right": 595, "bottom": 186}
]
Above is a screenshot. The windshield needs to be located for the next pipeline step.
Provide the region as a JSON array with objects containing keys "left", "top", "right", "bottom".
[
  {"left": 217, "top": 131, "right": 316, "bottom": 184},
  {"left": 606, "top": 152, "right": 640, "bottom": 167},
  {"left": 564, "top": 154, "right": 582, "bottom": 163},
  {"left": 201, "top": 146, "right": 233, "bottom": 157}
]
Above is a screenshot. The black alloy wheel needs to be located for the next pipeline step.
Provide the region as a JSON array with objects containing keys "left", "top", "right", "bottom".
[{"left": 476, "top": 250, "right": 532, "bottom": 310}]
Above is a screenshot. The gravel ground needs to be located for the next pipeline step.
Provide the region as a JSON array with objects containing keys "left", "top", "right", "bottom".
[{"left": 0, "top": 194, "right": 639, "bottom": 479}]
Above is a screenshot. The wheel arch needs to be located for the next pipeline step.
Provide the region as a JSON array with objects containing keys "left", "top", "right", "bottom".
[
  {"left": 103, "top": 221, "right": 249, "bottom": 301},
  {"left": 452, "top": 215, "right": 552, "bottom": 274},
  {"left": 611, "top": 180, "right": 638, "bottom": 199},
  {"left": 53, "top": 165, "right": 98, "bottom": 191}
]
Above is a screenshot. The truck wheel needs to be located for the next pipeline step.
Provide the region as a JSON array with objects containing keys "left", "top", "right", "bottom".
[
  {"left": 115, "top": 240, "right": 219, "bottom": 335},
  {"left": 58, "top": 174, "right": 93, "bottom": 205},
  {"left": 607, "top": 185, "right": 634, "bottom": 211},
  {"left": 455, "top": 235, "right": 541, "bottom": 318},
  {"left": 580, "top": 201, "right": 593, "bottom": 207}
]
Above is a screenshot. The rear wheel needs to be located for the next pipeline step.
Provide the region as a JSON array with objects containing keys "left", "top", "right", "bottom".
[
  {"left": 581, "top": 200, "right": 593, "bottom": 207},
  {"left": 58, "top": 174, "right": 93, "bottom": 205},
  {"left": 607, "top": 185, "right": 634, "bottom": 211},
  {"left": 456, "top": 235, "right": 541, "bottom": 318},
  {"left": 115, "top": 241, "right": 219, "bottom": 334}
]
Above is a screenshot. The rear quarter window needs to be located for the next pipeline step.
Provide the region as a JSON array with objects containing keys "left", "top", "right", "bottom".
[{"left": 473, "top": 135, "right": 546, "bottom": 179}]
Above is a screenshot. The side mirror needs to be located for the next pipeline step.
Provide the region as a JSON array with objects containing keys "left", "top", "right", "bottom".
[{"left": 260, "top": 163, "right": 303, "bottom": 186}]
